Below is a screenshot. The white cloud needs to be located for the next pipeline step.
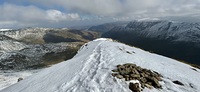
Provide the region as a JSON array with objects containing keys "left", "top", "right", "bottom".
[
  {"left": 46, "top": 10, "right": 80, "bottom": 22},
  {"left": 0, "top": 3, "right": 81, "bottom": 28}
]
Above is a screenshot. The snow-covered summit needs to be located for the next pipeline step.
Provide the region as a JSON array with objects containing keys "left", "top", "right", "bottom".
[
  {"left": 125, "top": 20, "right": 200, "bottom": 42},
  {"left": 2, "top": 38, "right": 200, "bottom": 92},
  {"left": 0, "top": 29, "right": 11, "bottom": 31}
]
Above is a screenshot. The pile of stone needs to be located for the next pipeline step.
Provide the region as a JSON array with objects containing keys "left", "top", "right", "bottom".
[{"left": 112, "top": 63, "right": 162, "bottom": 92}]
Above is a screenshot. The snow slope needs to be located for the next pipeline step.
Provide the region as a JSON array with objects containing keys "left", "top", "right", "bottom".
[
  {"left": 0, "top": 69, "right": 42, "bottom": 91},
  {"left": 1, "top": 38, "right": 200, "bottom": 92}
]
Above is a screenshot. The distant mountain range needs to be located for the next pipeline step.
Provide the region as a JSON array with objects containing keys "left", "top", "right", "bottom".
[
  {"left": 100, "top": 20, "right": 200, "bottom": 65},
  {"left": 0, "top": 27, "right": 99, "bottom": 44},
  {"left": 0, "top": 28, "right": 99, "bottom": 70}
]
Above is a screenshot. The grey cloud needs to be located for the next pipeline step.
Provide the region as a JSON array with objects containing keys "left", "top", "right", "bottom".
[
  {"left": 1, "top": 0, "right": 200, "bottom": 28},
  {"left": 26, "top": 0, "right": 200, "bottom": 18}
]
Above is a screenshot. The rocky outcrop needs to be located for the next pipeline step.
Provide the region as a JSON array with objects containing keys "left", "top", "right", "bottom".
[{"left": 112, "top": 63, "right": 162, "bottom": 92}]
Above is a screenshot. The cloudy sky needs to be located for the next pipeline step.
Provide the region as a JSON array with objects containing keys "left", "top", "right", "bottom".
[{"left": 1, "top": 0, "right": 200, "bottom": 29}]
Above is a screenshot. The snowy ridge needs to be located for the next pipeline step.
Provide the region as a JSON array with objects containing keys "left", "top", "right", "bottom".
[
  {"left": 124, "top": 20, "right": 200, "bottom": 42},
  {"left": 1, "top": 38, "right": 200, "bottom": 92},
  {"left": 0, "top": 28, "right": 51, "bottom": 40},
  {"left": 0, "top": 29, "right": 11, "bottom": 31},
  {"left": 142, "top": 21, "right": 200, "bottom": 42}
]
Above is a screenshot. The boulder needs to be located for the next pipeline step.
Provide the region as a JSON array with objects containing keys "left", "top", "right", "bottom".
[
  {"left": 129, "top": 83, "right": 141, "bottom": 92},
  {"left": 17, "top": 77, "right": 23, "bottom": 82}
]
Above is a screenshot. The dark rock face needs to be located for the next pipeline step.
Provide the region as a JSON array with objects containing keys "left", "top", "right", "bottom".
[{"left": 112, "top": 63, "right": 162, "bottom": 92}]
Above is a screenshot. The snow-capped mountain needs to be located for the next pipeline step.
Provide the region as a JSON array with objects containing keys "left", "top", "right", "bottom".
[
  {"left": 102, "top": 20, "right": 200, "bottom": 65},
  {"left": 1, "top": 38, "right": 200, "bottom": 92},
  {"left": 125, "top": 20, "right": 200, "bottom": 42},
  {"left": 103, "top": 20, "right": 200, "bottom": 43}
]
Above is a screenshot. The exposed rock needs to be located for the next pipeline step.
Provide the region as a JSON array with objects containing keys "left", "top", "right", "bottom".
[
  {"left": 173, "top": 80, "right": 184, "bottom": 86},
  {"left": 111, "top": 73, "right": 118, "bottom": 77},
  {"left": 189, "top": 83, "right": 195, "bottom": 88},
  {"left": 145, "top": 84, "right": 153, "bottom": 89},
  {"left": 146, "top": 77, "right": 161, "bottom": 88},
  {"left": 139, "top": 77, "right": 147, "bottom": 83},
  {"left": 130, "top": 74, "right": 140, "bottom": 78},
  {"left": 112, "top": 63, "right": 163, "bottom": 91},
  {"left": 112, "top": 69, "right": 118, "bottom": 72},
  {"left": 17, "top": 77, "right": 23, "bottom": 82},
  {"left": 129, "top": 83, "right": 141, "bottom": 92},
  {"left": 191, "top": 68, "right": 197, "bottom": 72},
  {"left": 116, "top": 74, "right": 124, "bottom": 79}
]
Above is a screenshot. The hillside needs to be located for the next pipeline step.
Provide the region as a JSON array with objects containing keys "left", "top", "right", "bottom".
[
  {"left": 0, "top": 28, "right": 99, "bottom": 44},
  {"left": 102, "top": 20, "right": 200, "bottom": 65},
  {"left": 2, "top": 38, "right": 200, "bottom": 92},
  {"left": 0, "top": 28, "right": 100, "bottom": 70},
  {"left": 0, "top": 39, "right": 82, "bottom": 70}
]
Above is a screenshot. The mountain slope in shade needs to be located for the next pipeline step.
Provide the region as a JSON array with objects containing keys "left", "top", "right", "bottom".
[
  {"left": 88, "top": 21, "right": 128, "bottom": 33},
  {"left": 1, "top": 38, "right": 200, "bottom": 92}
]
